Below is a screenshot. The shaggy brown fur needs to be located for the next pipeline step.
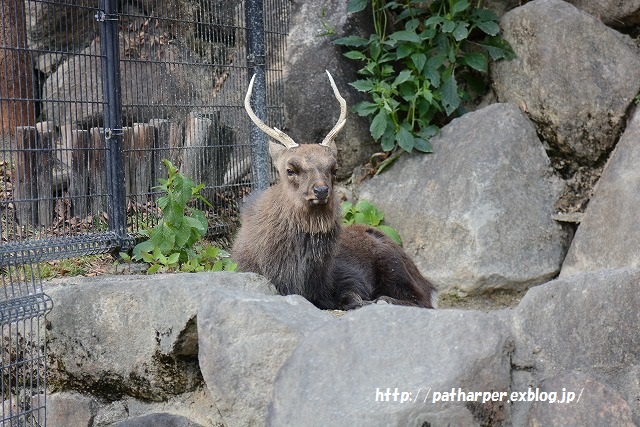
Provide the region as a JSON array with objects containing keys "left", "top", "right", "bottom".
[{"left": 232, "top": 142, "right": 436, "bottom": 310}]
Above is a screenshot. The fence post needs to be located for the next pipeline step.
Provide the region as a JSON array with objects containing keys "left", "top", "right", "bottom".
[
  {"left": 98, "top": 0, "right": 131, "bottom": 249},
  {"left": 245, "top": 0, "right": 270, "bottom": 191}
]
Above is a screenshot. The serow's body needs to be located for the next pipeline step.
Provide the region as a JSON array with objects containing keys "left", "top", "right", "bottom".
[{"left": 232, "top": 72, "right": 436, "bottom": 310}]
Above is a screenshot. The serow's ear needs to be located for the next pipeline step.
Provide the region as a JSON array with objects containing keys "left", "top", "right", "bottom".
[
  {"left": 324, "top": 140, "right": 338, "bottom": 158},
  {"left": 268, "top": 140, "right": 288, "bottom": 162}
]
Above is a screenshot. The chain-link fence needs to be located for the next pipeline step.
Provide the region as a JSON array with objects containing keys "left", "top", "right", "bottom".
[{"left": 1, "top": 0, "right": 289, "bottom": 424}]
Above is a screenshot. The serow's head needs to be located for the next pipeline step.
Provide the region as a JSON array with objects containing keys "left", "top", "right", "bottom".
[{"left": 245, "top": 71, "right": 346, "bottom": 208}]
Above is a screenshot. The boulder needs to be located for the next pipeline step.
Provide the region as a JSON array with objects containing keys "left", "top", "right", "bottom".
[
  {"left": 564, "top": 0, "right": 640, "bottom": 26},
  {"left": 284, "top": 0, "right": 377, "bottom": 179},
  {"left": 359, "top": 103, "right": 571, "bottom": 297},
  {"left": 492, "top": 0, "right": 640, "bottom": 165},
  {"left": 268, "top": 305, "right": 513, "bottom": 426},
  {"left": 511, "top": 269, "right": 640, "bottom": 422},
  {"left": 198, "top": 287, "right": 334, "bottom": 427},
  {"left": 560, "top": 108, "right": 640, "bottom": 277},
  {"left": 45, "top": 272, "right": 276, "bottom": 401},
  {"left": 526, "top": 373, "right": 635, "bottom": 427},
  {"left": 32, "top": 392, "right": 97, "bottom": 427},
  {"left": 111, "top": 413, "right": 204, "bottom": 427}
]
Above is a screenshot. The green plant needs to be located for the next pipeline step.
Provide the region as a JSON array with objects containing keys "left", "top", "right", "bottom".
[
  {"left": 334, "top": 0, "right": 515, "bottom": 163},
  {"left": 319, "top": 8, "right": 338, "bottom": 37},
  {"left": 129, "top": 159, "right": 237, "bottom": 274},
  {"left": 342, "top": 199, "right": 403, "bottom": 246}
]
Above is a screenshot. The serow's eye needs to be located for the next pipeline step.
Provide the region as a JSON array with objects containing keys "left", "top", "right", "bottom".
[{"left": 286, "top": 169, "right": 297, "bottom": 177}]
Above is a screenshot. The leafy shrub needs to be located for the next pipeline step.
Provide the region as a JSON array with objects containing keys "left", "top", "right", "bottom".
[
  {"left": 127, "top": 159, "right": 237, "bottom": 274},
  {"left": 342, "top": 200, "right": 403, "bottom": 245},
  {"left": 334, "top": 0, "right": 515, "bottom": 160}
]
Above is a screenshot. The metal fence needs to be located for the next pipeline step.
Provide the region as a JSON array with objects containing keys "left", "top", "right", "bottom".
[{"left": 1, "top": 0, "right": 289, "bottom": 424}]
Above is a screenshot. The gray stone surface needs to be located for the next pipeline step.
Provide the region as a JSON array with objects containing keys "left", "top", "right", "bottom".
[
  {"left": 198, "top": 287, "right": 334, "bottom": 427},
  {"left": 111, "top": 413, "right": 204, "bottom": 427},
  {"left": 526, "top": 373, "right": 635, "bottom": 427},
  {"left": 45, "top": 272, "right": 275, "bottom": 401},
  {"left": 560, "top": 108, "right": 640, "bottom": 277},
  {"left": 31, "top": 392, "right": 97, "bottom": 427},
  {"left": 268, "top": 305, "right": 512, "bottom": 426},
  {"left": 359, "top": 103, "right": 571, "bottom": 297},
  {"left": 284, "top": 0, "right": 377, "bottom": 178},
  {"left": 564, "top": 0, "right": 640, "bottom": 26},
  {"left": 511, "top": 269, "right": 640, "bottom": 423},
  {"left": 492, "top": 0, "right": 640, "bottom": 164}
]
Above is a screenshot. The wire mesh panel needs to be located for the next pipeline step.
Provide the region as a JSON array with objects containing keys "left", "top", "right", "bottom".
[
  {"left": 1, "top": 264, "right": 52, "bottom": 426},
  {"left": 1, "top": 0, "right": 290, "bottom": 259},
  {"left": 1, "top": 0, "right": 290, "bottom": 425},
  {"left": 117, "top": 0, "right": 290, "bottom": 239}
]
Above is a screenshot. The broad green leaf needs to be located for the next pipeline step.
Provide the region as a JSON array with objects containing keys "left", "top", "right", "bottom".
[
  {"left": 147, "top": 264, "right": 162, "bottom": 274},
  {"left": 389, "top": 30, "right": 422, "bottom": 44},
  {"left": 451, "top": 0, "right": 470, "bottom": 15},
  {"left": 476, "top": 20, "right": 500, "bottom": 36},
  {"left": 472, "top": 8, "right": 499, "bottom": 21},
  {"left": 441, "top": 73, "right": 460, "bottom": 116},
  {"left": 442, "top": 19, "right": 456, "bottom": 33},
  {"left": 482, "top": 36, "right": 516, "bottom": 61},
  {"left": 347, "top": 0, "right": 368, "bottom": 13},
  {"left": 396, "top": 43, "right": 414, "bottom": 59},
  {"left": 370, "top": 110, "right": 389, "bottom": 140},
  {"left": 167, "top": 252, "right": 181, "bottom": 265},
  {"left": 350, "top": 79, "right": 375, "bottom": 92},
  {"left": 452, "top": 22, "right": 469, "bottom": 41},
  {"left": 378, "top": 225, "right": 403, "bottom": 246},
  {"left": 395, "top": 126, "right": 415, "bottom": 152},
  {"left": 410, "top": 53, "right": 427, "bottom": 73},
  {"left": 132, "top": 240, "right": 154, "bottom": 261},
  {"left": 380, "top": 127, "right": 396, "bottom": 151},
  {"left": 413, "top": 137, "right": 433, "bottom": 153},
  {"left": 392, "top": 69, "right": 413, "bottom": 87},
  {"left": 418, "top": 125, "right": 439, "bottom": 140},
  {"left": 424, "top": 15, "right": 445, "bottom": 28},
  {"left": 463, "top": 51, "right": 488, "bottom": 73},
  {"left": 353, "top": 101, "right": 379, "bottom": 117},
  {"left": 343, "top": 50, "right": 366, "bottom": 60}
]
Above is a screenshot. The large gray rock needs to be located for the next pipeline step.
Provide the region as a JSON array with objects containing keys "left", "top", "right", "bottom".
[
  {"left": 526, "top": 373, "right": 635, "bottom": 427},
  {"left": 284, "top": 0, "right": 377, "bottom": 179},
  {"left": 268, "top": 305, "right": 513, "bottom": 426},
  {"left": 560, "top": 108, "right": 640, "bottom": 277},
  {"left": 198, "top": 287, "right": 333, "bottom": 427},
  {"left": 112, "top": 413, "right": 203, "bottom": 427},
  {"left": 45, "top": 272, "right": 275, "bottom": 401},
  {"left": 564, "top": 0, "right": 640, "bottom": 26},
  {"left": 492, "top": 0, "right": 640, "bottom": 165},
  {"left": 511, "top": 269, "right": 640, "bottom": 423},
  {"left": 36, "top": 392, "right": 97, "bottom": 427},
  {"left": 359, "top": 103, "right": 571, "bottom": 297}
]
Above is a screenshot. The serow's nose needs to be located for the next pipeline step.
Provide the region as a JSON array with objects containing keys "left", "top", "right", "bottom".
[{"left": 313, "top": 184, "right": 329, "bottom": 200}]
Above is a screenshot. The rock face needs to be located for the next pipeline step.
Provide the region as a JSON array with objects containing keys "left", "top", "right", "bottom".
[
  {"left": 564, "top": 0, "right": 640, "bottom": 26},
  {"left": 560, "top": 108, "right": 640, "bottom": 277},
  {"left": 526, "top": 374, "right": 635, "bottom": 427},
  {"left": 510, "top": 269, "right": 640, "bottom": 423},
  {"left": 268, "top": 305, "right": 513, "bottom": 426},
  {"left": 284, "top": 0, "right": 377, "bottom": 178},
  {"left": 198, "top": 288, "right": 333, "bottom": 427},
  {"left": 492, "top": 0, "right": 640, "bottom": 165},
  {"left": 45, "top": 272, "right": 276, "bottom": 401},
  {"left": 38, "top": 269, "right": 640, "bottom": 426},
  {"left": 359, "top": 103, "right": 571, "bottom": 297}
]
